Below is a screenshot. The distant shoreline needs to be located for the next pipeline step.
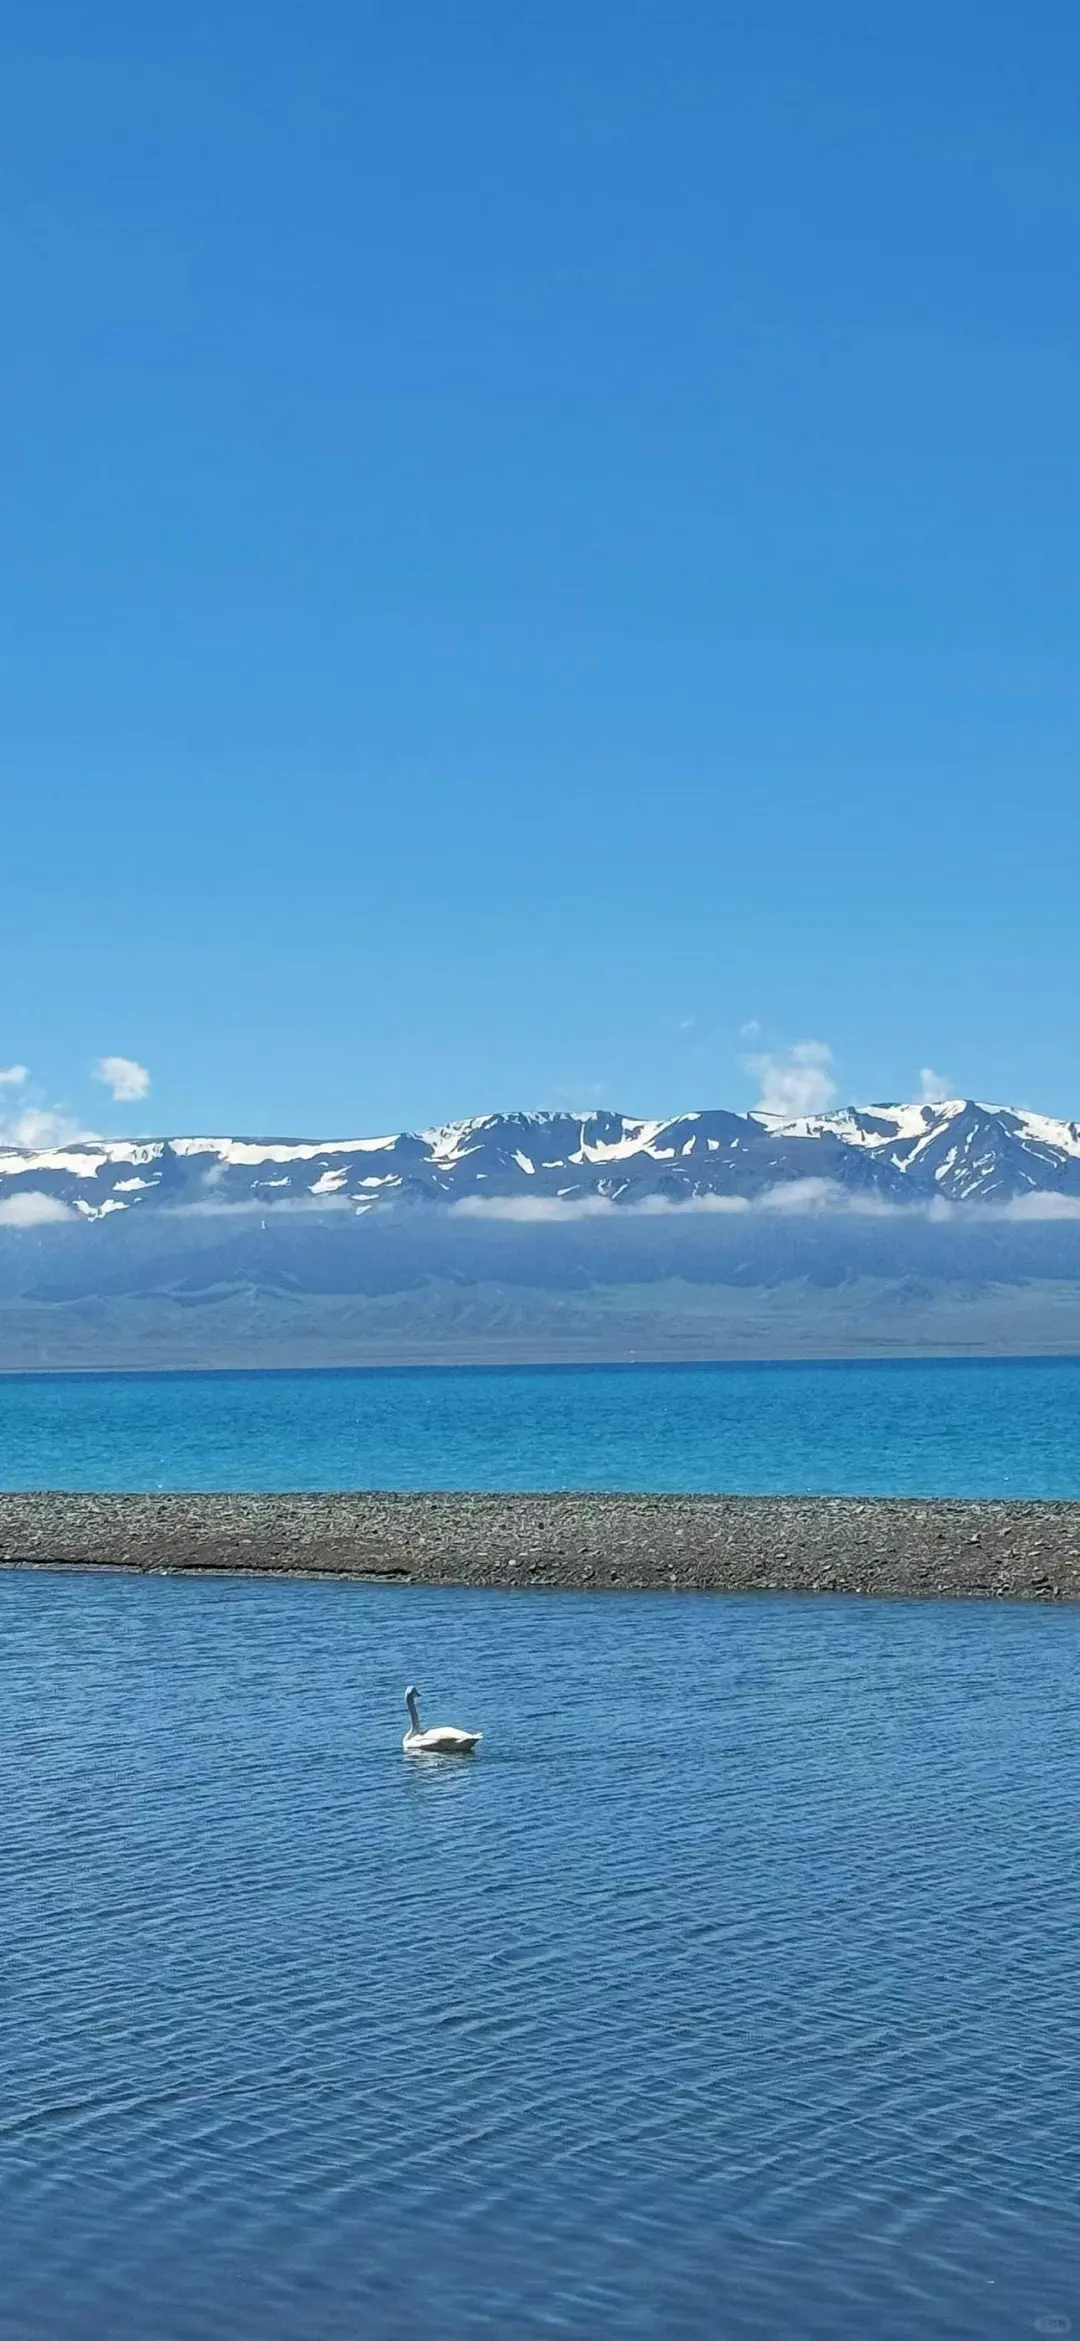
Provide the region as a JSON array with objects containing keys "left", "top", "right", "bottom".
[
  {"left": 2, "top": 1351, "right": 1080, "bottom": 1379},
  {"left": 3, "top": 1490, "right": 1080, "bottom": 1602}
]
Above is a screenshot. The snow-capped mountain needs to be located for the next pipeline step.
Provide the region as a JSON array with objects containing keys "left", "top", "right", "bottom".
[{"left": 4, "top": 1098, "right": 1080, "bottom": 1221}]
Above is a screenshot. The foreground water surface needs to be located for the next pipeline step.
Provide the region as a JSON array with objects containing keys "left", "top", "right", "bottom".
[
  {"left": 3, "top": 1570, "right": 1078, "bottom": 2339},
  {"left": 2, "top": 1354, "right": 1080, "bottom": 1496}
]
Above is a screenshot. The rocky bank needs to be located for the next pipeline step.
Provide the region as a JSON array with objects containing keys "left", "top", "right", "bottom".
[{"left": 2, "top": 1490, "right": 1080, "bottom": 1601}]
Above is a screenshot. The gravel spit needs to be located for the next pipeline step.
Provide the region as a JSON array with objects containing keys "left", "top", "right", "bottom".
[{"left": 2, "top": 1490, "right": 1080, "bottom": 1601}]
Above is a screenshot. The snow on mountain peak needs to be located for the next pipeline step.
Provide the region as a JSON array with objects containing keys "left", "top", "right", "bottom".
[{"left": 2, "top": 1099, "right": 1080, "bottom": 1220}]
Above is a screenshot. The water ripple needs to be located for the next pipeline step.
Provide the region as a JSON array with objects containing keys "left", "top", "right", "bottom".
[{"left": 3, "top": 1573, "right": 1080, "bottom": 2337}]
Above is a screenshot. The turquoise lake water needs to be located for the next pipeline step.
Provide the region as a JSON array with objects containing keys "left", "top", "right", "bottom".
[
  {"left": 3, "top": 1569, "right": 1079, "bottom": 2339},
  {"left": 5, "top": 1359, "right": 1080, "bottom": 2336},
  {"left": 1, "top": 1356, "right": 1079, "bottom": 1495}
]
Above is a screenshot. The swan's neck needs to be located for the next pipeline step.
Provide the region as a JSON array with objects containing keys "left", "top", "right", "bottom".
[{"left": 406, "top": 1691, "right": 422, "bottom": 1734}]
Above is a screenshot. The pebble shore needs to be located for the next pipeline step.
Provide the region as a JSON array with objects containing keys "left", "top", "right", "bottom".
[{"left": 2, "top": 1490, "right": 1080, "bottom": 1601}]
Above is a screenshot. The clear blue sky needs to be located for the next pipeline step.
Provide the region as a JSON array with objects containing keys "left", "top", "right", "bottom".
[{"left": 3, "top": 0, "right": 1078, "bottom": 1140}]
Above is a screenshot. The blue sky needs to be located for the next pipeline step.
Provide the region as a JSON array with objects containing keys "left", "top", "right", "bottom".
[{"left": 3, "top": 0, "right": 1078, "bottom": 1141}]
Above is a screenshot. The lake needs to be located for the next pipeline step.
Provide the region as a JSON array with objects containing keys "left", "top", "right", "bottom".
[
  {"left": 3, "top": 1569, "right": 1079, "bottom": 2339},
  {"left": 2, "top": 1354, "right": 1080, "bottom": 1496}
]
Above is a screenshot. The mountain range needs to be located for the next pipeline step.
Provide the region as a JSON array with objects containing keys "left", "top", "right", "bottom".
[
  {"left": 4, "top": 1099, "right": 1080, "bottom": 1367},
  {"left": 5, "top": 1096, "right": 1080, "bottom": 1220}
]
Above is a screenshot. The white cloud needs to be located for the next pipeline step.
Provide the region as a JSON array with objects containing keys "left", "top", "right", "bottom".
[
  {"left": 743, "top": 1040, "right": 837, "bottom": 1119},
  {"left": 0, "top": 1106, "right": 85, "bottom": 1149},
  {"left": 757, "top": 1177, "right": 851, "bottom": 1213},
  {"left": 996, "top": 1192, "right": 1080, "bottom": 1220},
  {"left": 919, "top": 1067, "right": 954, "bottom": 1103},
  {"left": 96, "top": 1055, "right": 151, "bottom": 1104},
  {"left": 0, "top": 1067, "right": 89, "bottom": 1150},
  {"left": 0, "top": 1190, "right": 76, "bottom": 1227},
  {"left": 449, "top": 1185, "right": 890, "bottom": 1222},
  {"left": 757, "top": 1178, "right": 933, "bottom": 1217},
  {"left": 447, "top": 1182, "right": 1080, "bottom": 1225}
]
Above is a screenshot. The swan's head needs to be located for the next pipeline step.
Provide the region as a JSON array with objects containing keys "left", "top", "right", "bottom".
[{"left": 404, "top": 1683, "right": 419, "bottom": 1704}]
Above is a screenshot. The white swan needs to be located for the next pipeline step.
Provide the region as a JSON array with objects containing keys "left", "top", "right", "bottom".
[{"left": 402, "top": 1683, "right": 482, "bottom": 1756}]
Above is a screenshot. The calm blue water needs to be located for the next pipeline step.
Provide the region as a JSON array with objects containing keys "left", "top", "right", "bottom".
[
  {"left": 2, "top": 1357, "right": 1080, "bottom": 1496},
  {"left": 3, "top": 1570, "right": 1079, "bottom": 2339}
]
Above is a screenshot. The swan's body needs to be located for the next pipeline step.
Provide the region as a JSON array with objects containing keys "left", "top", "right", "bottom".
[{"left": 402, "top": 1684, "right": 482, "bottom": 1755}]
